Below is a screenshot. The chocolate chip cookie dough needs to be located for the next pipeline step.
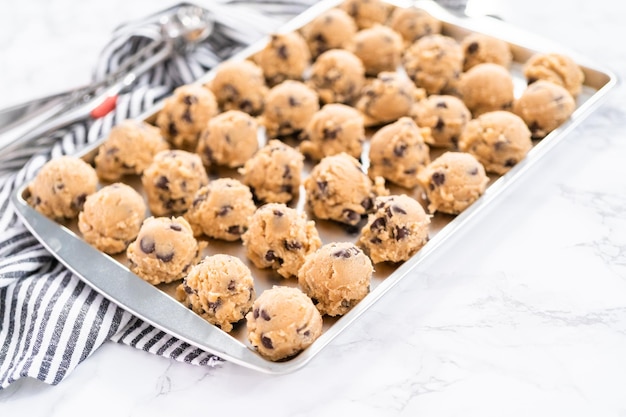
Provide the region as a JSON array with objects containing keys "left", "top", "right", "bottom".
[
  {"left": 461, "top": 33, "right": 512, "bottom": 71},
  {"left": 184, "top": 178, "right": 256, "bottom": 241},
  {"left": 196, "top": 110, "right": 259, "bottom": 169},
  {"left": 206, "top": 60, "right": 268, "bottom": 115},
  {"left": 357, "top": 194, "right": 430, "bottom": 264},
  {"left": 300, "top": 8, "right": 357, "bottom": 58},
  {"left": 412, "top": 94, "right": 471, "bottom": 149},
  {"left": 252, "top": 32, "right": 311, "bottom": 86},
  {"left": 353, "top": 25, "right": 404, "bottom": 76},
  {"left": 523, "top": 52, "right": 585, "bottom": 97},
  {"left": 300, "top": 103, "right": 366, "bottom": 161},
  {"left": 155, "top": 84, "right": 218, "bottom": 151},
  {"left": 78, "top": 183, "right": 146, "bottom": 255},
  {"left": 368, "top": 117, "right": 430, "bottom": 189},
  {"left": 308, "top": 49, "right": 365, "bottom": 105},
  {"left": 417, "top": 151, "right": 489, "bottom": 214},
  {"left": 260, "top": 80, "right": 320, "bottom": 139},
  {"left": 246, "top": 286, "right": 323, "bottom": 361},
  {"left": 459, "top": 110, "right": 533, "bottom": 174},
  {"left": 513, "top": 80, "right": 576, "bottom": 139},
  {"left": 28, "top": 156, "right": 98, "bottom": 220},
  {"left": 457, "top": 63, "right": 515, "bottom": 116},
  {"left": 242, "top": 203, "right": 322, "bottom": 279},
  {"left": 339, "top": 0, "right": 391, "bottom": 29},
  {"left": 298, "top": 242, "right": 373, "bottom": 316},
  {"left": 356, "top": 71, "right": 425, "bottom": 126},
  {"left": 176, "top": 254, "right": 255, "bottom": 332},
  {"left": 304, "top": 152, "right": 388, "bottom": 226},
  {"left": 141, "top": 150, "right": 208, "bottom": 216},
  {"left": 127, "top": 216, "right": 204, "bottom": 285},
  {"left": 95, "top": 119, "right": 169, "bottom": 182},
  {"left": 238, "top": 139, "right": 304, "bottom": 204},
  {"left": 389, "top": 6, "right": 441, "bottom": 44},
  {"left": 402, "top": 34, "right": 464, "bottom": 95}
]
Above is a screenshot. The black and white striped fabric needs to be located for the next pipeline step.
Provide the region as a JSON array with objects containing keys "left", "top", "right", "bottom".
[{"left": 0, "top": 0, "right": 315, "bottom": 389}]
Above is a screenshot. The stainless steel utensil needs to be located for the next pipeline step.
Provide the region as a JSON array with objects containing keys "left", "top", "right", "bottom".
[{"left": 0, "top": 3, "right": 214, "bottom": 154}]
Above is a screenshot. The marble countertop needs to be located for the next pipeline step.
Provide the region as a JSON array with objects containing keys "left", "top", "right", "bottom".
[{"left": 2, "top": 0, "right": 626, "bottom": 415}]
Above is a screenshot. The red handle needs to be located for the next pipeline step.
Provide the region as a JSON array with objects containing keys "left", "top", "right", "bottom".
[{"left": 90, "top": 95, "right": 118, "bottom": 119}]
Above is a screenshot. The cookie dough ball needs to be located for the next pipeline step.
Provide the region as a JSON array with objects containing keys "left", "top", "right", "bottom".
[
  {"left": 389, "top": 6, "right": 441, "bottom": 43},
  {"left": 242, "top": 203, "right": 322, "bottom": 279},
  {"left": 239, "top": 140, "right": 304, "bottom": 204},
  {"left": 261, "top": 80, "right": 320, "bottom": 139},
  {"left": 301, "top": 8, "right": 357, "bottom": 58},
  {"left": 368, "top": 117, "right": 430, "bottom": 188},
  {"left": 78, "top": 183, "right": 146, "bottom": 255},
  {"left": 246, "top": 286, "right": 323, "bottom": 361},
  {"left": 253, "top": 32, "right": 311, "bottom": 86},
  {"left": 298, "top": 242, "right": 372, "bottom": 316},
  {"left": 353, "top": 25, "right": 403, "bottom": 76},
  {"left": 417, "top": 151, "right": 489, "bottom": 214},
  {"left": 524, "top": 52, "right": 585, "bottom": 97},
  {"left": 461, "top": 33, "right": 512, "bottom": 71},
  {"left": 412, "top": 95, "right": 472, "bottom": 149},
  {"left": 459, "top": 111, "right": 532, "bottom": 174},
  {"left": 513, "top": 80, "right": 576, "bottom": 139},
  {"left": 304, "top": 152, "right": 387, "bottom": 226},
  {"left": 196, "top": 110, "right": 259, "bottom": 169},
  {"left": 127, "top": 216, "right": 203, "bottom": 285},
  {"left": 340, "top": 0, "right": 391, "bottom": 29},
  {"left": 207, "top": 60, "right": 268, "bottom": 115},
  {"left": 95, "top": 119, "right": 169, "bottom": 182},
  {"left": 402, "top": 34, "right": 463, "bottom": 95},
  {"left": 176, "top": 254, "right": 255, "bottom": 332},
  {"left": 155, "top": 84, "right": 218, "bottom": 151},
  {"left": 141, "top": 150, "right": 208, "bottom": 216},
  {"left": 184, "top": 178, "right": 256, "bottom": 241},
  {"left": 357, "top": 194, "right": 430, "bottom": 263},
  {"left": 28, "top": 156, "right": 98, "bottom": 220},
  {"left": 356, "top": 71, "right": 425, "bottom": 126},
  {"left": 308, "top": 49, "right": 365, "bottom": 105},
  {"left": 458, "top": 63, "right": 515, "bottom": 116},
  {"left": 300, "top": 103, "right": 365, "bottom": 161}
]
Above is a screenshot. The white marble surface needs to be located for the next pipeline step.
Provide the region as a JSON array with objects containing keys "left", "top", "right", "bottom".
[{"left": 2, "top": 0, "right": 626, "bottom": 415}]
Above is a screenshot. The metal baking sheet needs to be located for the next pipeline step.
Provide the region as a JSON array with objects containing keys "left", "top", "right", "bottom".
[{"left": 11, "top": 0, "right": 617, "bottom": 374}]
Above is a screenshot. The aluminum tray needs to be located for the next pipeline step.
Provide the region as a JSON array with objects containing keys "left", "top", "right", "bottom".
[{"left": 11, "top": 0, "right": 617, "bottom": 374}]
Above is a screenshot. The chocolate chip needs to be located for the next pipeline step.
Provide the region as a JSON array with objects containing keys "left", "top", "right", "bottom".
[
  {"left": 469, "top": 167, "right": 479, "bottom": 175},
  {"left": 284, "top": 240, "right": 302, "bottom": 251},
  {"left": 392, "top": 205, "right": 407, "bottom": 215},
  {"left": 436, "top": 101, "right": 448, "bottom": 109},
  {"left": 182, "top": 108, "right": 193, "bottom": 123},
  {"left": 394, "top": 143, "right": 407, "bottom": 157},
  {"left": 261, "top": 335, "right": 274, "bottom": 349},
  {"left": 404, "top": 168, "right": 417, "bottom": 175},
  {"left": 265, "top": 250, "right": 277, "bottom": 262},
  {"left": 253, "top": 308, "right": 259, "bottom": 319},
  {"left": 183, "top": 283, "right": 195, "bottom": 294},
  {"left": 168, "top": 121, "right": 178, "bottom": 137},
  {"left": 156, "top": 251, "right": 174, "bottom": 263},
  {"left": 156, "top": 176, "right": 169, "bottom": 190},
  {"left": 394, "top": 226, "right": 410, "bottom": 240},
  {"left": 277, "top": 44, "right": 288, "bottom": 60},
  {"left": 72, "top": 193, "right": 87, "bottom": 211},
  {"left": 203, "top": 146, "right": 214, "bottom": 163},
  {"left": 341, "top": 299, "right": 352, "bottom": 308},
  {"left": 435, "top": 117, "right": 445, "bottom": 131},
  {"left": 183, "top": 95, "right": 198, "bottom": 105},
  {"left": 333, "top": 247, "right": 358, "bottom": 258},
  {"left": 208, "top": 299, "right": 221, "bottom": 312},
  {"left": 227, "top": 225, "right": 245, "bottom": 235},
  {"left": 467, "top": 41, "right": 479, "bottom": 54},
  {"left": 239, "top": 99, "right": 253, "bottom": 113},
  {"left": 228, "top": 280, "right": 236, "bottom": 291},
  {"left": 193, "top": 194, "right": 206, "bottom": 206},
  {"left": 361, "top": 197, "right": 373, "bottom": 211},
  {"left": 323, "top": 127, "right": 341, "bottom": 140},
  {"left": 288, "top": 96, "right": 299, "bottom": 107},
  {"left": 217, "top": 205, "right": 233, "bottom": 216},
  {"left": 504, "top": 158, "right": 517, "bottom": 167},
  {"left": 55, "top": 183, "right": 65, "bottom": 191},
  {"left": 317, "top": 180, "right": 328, "bottom": 196},
  {"left": 451, "top": 136, "right": 459, "bottom": 148},
  {"left": 282, "top": 165, "right": 292, "bottom": 179},
  {"left": 170, "top": 223, "right": 182, "bottom": 231},
  {"left": 432, "top": 172, "right": 445, "bottom": 186},
  {"left": 281, "top": 185, "right": 293, "bottom": 194},
  {"left": 140, "top": 237, "right": 155, "bottom": 254},
  {"left": 370, "top": 236, "right": 382, "bottom": 244},
  {"left": 260, "top": 309, "right": 271, "bottom": 321},
  {"left": 343, "top": 209, "right": 360, "bottom": 224},
  {"left": 370, "top": 216, "right": 387, "bottom": 231},
  {"left": 273, "top": 209, "right": 284, "bottom": 217},
  {"left": 33, "top": 196, "right": 41, "bottom": 206}
]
